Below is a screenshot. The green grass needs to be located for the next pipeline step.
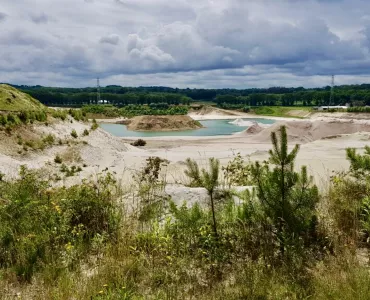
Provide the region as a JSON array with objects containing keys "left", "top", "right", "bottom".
[
  {"left": 252, "top": 106, "right": 312, "bottom": 118},
  {"left": 0, "top": 84, "right": 45, "bottom": 112}
]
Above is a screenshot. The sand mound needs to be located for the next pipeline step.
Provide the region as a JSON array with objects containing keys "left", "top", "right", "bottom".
[
  {"left": 244, "top": 122, "right": 264, "bottom": 135},
  {"left": 250, "top": 120, "right": 370, "bottom": 143},
  {"left": 190, "top": 106, "right": 239, "bottom": 116},
  {"left": 0, "top": 84, "right": 45, "bottom": 111},
  {"left": 126, "top": 115, "right": 203, "bottom": 132}
]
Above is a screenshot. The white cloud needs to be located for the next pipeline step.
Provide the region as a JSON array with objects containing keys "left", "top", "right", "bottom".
[{"left": 100, "top": 34, "right": 120, "bottom": 45}]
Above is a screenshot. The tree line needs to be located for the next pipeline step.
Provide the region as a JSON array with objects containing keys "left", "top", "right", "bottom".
[{"left": 10, "top": 83, "right": 370, "bottom": 107}]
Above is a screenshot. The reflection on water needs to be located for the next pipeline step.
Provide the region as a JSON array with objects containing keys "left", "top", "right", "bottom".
[{"left": 100, "top": 118, "right": 275, "bottom": 137}]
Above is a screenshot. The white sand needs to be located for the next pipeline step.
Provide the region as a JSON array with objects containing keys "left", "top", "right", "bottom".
[{"left": 1, "top": 112, "right": 370, "bottom": 191}]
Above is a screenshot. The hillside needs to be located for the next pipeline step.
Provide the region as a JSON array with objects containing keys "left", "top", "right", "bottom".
[
  {"left": 126, "top": 115, "right": 203, "bottom": 131},
  {"left": 0, "top": 84, "right": 45, "bottom": 111}
]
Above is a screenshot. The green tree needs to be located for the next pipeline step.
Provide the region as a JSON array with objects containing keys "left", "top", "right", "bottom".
[
  {"left": 184, "top": 158, "right": 220, "bottom": 237},
  {"left": 251, "top": 125, "right": 319, "bottom": 257}
]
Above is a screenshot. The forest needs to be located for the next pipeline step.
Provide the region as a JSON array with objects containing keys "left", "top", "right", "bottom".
[{"left": 11, "top": 83, "right": 370, "bottom": 108}]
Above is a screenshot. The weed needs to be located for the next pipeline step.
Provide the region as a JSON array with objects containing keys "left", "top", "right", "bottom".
[
  {"left": 71, "top": 129, "right": 78, "bottom": 139},
  {"left": 54, "top": 155, "right": 63, "bottom": 164}
]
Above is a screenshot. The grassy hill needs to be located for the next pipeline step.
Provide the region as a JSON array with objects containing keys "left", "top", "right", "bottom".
[{"left": 0, "top": 84, "right": 45, "bottom": 111}]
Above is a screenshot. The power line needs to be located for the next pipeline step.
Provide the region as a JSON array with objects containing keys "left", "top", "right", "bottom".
[
  {"left": 97, "top": 77, "right": 101, "bottom": 104},
  {"left": 329, "top": 75, "right": 335, "bottom": 107}
]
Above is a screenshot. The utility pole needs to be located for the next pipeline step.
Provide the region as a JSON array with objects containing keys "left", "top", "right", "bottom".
[
  {"left": 329, "top": 75, "right": 335, "bottom": 109},
  {"left": 97, "top": 77, "right": 101, "bottom": 105}
]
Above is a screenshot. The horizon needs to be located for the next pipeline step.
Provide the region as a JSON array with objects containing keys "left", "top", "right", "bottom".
[{"left": 4, "top": 81, "right": 370, "bottom": 91}]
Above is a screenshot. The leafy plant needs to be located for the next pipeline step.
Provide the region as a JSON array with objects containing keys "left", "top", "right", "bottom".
[
  {"left": 184, "top": 158, "right": 220, "bottom": 237},
  {"left": 222, "top": 152, "right": 252, "bottom": 187}
]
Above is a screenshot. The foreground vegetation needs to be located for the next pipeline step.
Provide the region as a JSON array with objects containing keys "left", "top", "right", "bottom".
[{"left": 1, "top": 126, "right": 370, "bottom": 299}]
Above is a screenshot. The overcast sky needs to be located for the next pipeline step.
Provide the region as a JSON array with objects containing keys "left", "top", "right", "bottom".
[{"left": 1, "top": 0, "right": 370, "bottom": 88}]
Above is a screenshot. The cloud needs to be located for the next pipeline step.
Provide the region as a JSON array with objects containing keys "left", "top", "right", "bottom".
[
  {"left": 0, "top": 12, "right": 7, "bottom": 22},
  {"left": 1, "top": 0, "right": 370, "bottom": 87},
  {"left": 30, "top": 12, "right": 49, "bottom": 24},
  {"left": 100, "top": 34, "right": 120, "bottom": 45}
]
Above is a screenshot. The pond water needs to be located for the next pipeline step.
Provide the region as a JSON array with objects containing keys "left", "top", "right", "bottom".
[{"left": 100, "top": 118, "right": 275, "bottom": 137}]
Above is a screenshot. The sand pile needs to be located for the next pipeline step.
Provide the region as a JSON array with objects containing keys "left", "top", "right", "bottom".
[
  {"left": 250, "top": 120, "right": 370, "bottom": 143},
  {"left": 190, "top": 106, "right": 239, "bottom": 117},
  {"left": 243, "top": 122, "right": 264, "bottom": 135},
  {"left": 127, "top": 115, "right": 203, "bottom": 132}
]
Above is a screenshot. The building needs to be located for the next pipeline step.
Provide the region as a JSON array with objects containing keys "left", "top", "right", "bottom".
[{"left": 317, "top": 105, "right": 348, "bottom": 111}]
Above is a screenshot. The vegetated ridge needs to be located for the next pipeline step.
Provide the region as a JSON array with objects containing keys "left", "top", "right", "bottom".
[
  {"left": 126, "top": 115, "right": 203, "bottom": 131},
  {"left": 0, "top": 84, "right": 45, "bottom": 111}
]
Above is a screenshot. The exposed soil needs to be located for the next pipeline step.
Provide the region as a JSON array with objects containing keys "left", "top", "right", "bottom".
[{"left": 126, "top": 115, "right": 203, "bottom": 132}]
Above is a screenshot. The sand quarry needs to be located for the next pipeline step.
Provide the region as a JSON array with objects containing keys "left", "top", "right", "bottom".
[{"left": 2, "top": 110, "right": 370, "bottom": 191}]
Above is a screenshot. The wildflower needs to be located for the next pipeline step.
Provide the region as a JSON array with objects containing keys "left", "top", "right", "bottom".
[
  {"left": 55, "top": 205, "right": 61, "bottom": 214},
  {"left": 65, "top": 242, "right": 74, "bottom": 251},
  {"left": 98, "top": 290, "right": 104, "bottom": 294}
]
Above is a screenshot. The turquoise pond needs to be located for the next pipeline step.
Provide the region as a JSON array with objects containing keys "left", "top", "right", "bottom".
[{"left": 100, "top": 118, "right": 276, "bottom": 137}]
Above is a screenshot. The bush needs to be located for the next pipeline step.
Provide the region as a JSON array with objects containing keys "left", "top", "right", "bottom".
[
  {"left": 131, "top": 139, "right": 147, "bottom": 147},
  {"left": 91, "top": 119, "right": 99, "bottom": 131},
  {"left": 71, "top": 130, "right": 78, "bottom": 139},
  {"left": 42, "top": 134, "right": 55, "bottom": 146},
  {"left": 54, "top": 155, "right": 63, "bottom": 164},
  {"left": 0, "top": 167, "right": 121, "bottom": 281},
  {"left": 82, "top": 129, "right": 89, "bottom": 136},
  {"left": 69, "top": 109, "right": 86, "bottom": 122}
]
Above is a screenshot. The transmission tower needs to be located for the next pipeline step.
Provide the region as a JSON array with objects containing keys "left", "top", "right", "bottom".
[
  {"left": 329, "top": 75, "right": 335, "bottom": 108},
  {"left": 97, "top": 77, "right": 101, "bottom": 104}
]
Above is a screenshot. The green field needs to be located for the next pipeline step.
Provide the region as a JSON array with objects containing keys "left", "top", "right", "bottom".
[
  {"left": 0, "top": 84, "right": 45, "bottom": 111},
  {"left": 252, "top": 106, "right": 312, "bottom": 118}
]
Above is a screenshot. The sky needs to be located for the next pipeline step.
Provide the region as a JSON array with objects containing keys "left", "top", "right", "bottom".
[{"left": 1, "top": 0, "right": 370, "bottom": 88}]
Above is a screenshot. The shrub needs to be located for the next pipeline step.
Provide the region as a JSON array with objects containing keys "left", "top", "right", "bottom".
[
  {"left": 82, "top": 129, "right": 89, "bottom": 136},
  {"left": 0, "top": 167, "right": 121, "bottom": 281},
  {"left": 184, "top": 157, "right": 220, "bottom": 236},
  {"left": 71, "top": 130, "right": 78, "bottom": 139},
  {"left": 91, "top": 119, "right": 99, "bottom": 131},
  {"left": 0, "top": 115, "right": 7, "bottom": 126},
  {"left": 250, "top": 125, "right": 320, "bottom": 259},
  {"left": 222, "top": 152, "right": 253, "bottom": 187},
  {"left": 18, "top": 111, "right": 29, "bottom": 123},
  {"left": 131, "top": 139, "right": 147, "bottom": 147},
  {"left": 42, "top": 134, "right": 55, "bottom": 146},
  {"left": 54, "top": 155, "right": 63, "bottom": 164}
]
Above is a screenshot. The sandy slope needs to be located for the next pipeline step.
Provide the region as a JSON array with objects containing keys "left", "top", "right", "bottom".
[{"left": 188, "top": 107, "right": 296, "bottom": 121}]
